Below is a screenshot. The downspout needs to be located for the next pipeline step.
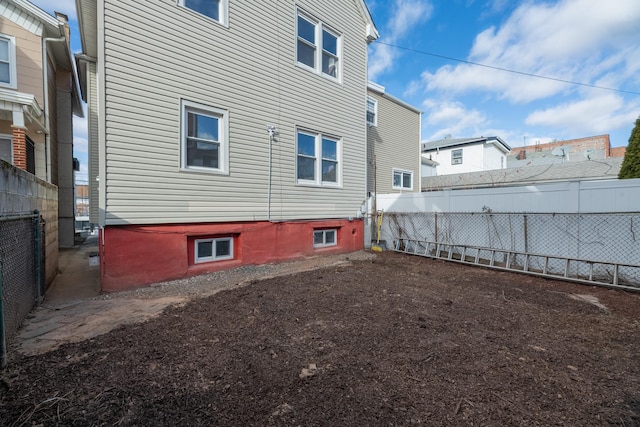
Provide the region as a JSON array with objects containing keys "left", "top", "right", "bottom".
[
  {"left": 267, "top": 126, "right": 276, "bottom": 221},
  {"left": 42, "top": 36, "right": 66, "bottom": 182}
]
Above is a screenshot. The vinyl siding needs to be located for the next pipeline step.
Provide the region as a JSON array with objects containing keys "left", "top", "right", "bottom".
[
  {"left": 101, "top": 0, "right": 369, "bottom": 225},
  {"left": 367, "top": 89, "right": 421, "bottom": 194},
  {"left": 0, "top": 16, "right": 43, "bottom": 102},
  {"left": 88, "top": 61, "right": 99, "bottom": 224}
]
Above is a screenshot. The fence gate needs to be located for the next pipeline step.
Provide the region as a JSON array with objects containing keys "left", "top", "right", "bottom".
[{"left": 0, "top": 211, "right": 44, "bottom": 368}]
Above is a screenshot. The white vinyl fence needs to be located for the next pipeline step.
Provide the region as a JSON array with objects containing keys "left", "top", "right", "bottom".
[{"left": 372, "top": 178, "right": 640, "bottom": 290}]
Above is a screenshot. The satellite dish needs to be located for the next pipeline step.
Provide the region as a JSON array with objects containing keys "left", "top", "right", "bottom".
[
  {"left": 551, "top": 147, "right": 565, "bottom": 157},
  {"left": 583, "top": 148, "right": 596, "bottom": 160}
]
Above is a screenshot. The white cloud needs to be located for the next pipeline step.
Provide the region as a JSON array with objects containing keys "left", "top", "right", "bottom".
[
  {"left": 422, "top": 99, "right": 488, "bottom": 140},
  {"left": 525, "top": 93, "right": 640, "bottom": 136},
  {"left": 422, "top": 0, "right": 640, "bottom": 103},
  {"left": 368, "top": 0, "right": 433, "bottom": 80}
]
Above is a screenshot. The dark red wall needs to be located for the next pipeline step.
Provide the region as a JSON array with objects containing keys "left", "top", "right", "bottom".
[{"left": 99, "top": 219, "right": 364, "bottom": 292}]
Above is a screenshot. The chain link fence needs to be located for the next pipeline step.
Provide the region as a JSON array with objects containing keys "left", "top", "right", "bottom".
[
  {"left": 381, "top": 212, "right": 640, "bottom": 290},
  {"left": 1, "top": 212, "right": 44, "bottom": 368}
]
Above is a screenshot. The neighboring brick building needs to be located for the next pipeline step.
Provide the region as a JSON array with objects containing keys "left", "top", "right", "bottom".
[
  {"left": 508, "top": 135, "right": 626, "bottom": 167},
  {"left": 75, "top": 183, "right": 89, "bottom": 217}
]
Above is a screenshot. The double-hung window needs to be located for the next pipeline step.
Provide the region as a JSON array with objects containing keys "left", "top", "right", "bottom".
[
  {"left": 180, "top": 100, "right": 229, "bottom": 174},
  {"left": 366, "top": 96, "right": 377, "bottom": 126},
  {"left": 297, "top": 130, "right": 340, "bottom": 186},
  {"left": 393, "top": 169, "right": 413, "bottom": 190},
  {"left": 452, "top": 149, "right": 463, "bottom": 165},
  {"left": 195, "top": 237, "right": 233, "bottom": 263},
  {"left": 0, "top": 34, "right": 17, "bottom": 89},
  {"left": 296, "top": 10, "right": 341, "bottom": 80},
  {"left": 178, "top": 0, "right": 228, "bottom": 25}
]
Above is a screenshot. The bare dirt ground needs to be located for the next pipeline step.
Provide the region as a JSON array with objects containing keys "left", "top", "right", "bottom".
[{"left": 1, "top": 251, "right": 639, "bottom": 426}]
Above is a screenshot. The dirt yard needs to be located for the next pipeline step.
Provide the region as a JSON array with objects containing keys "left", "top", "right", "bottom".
[{"left": 1, "top": 251, "right": 639, "bottom": 426}]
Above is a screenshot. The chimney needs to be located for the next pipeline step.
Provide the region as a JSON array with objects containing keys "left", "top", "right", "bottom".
[
  {"left": 55, "top": 12, "right": 71, "bottom": 41},
  {"left": 517, "top": 149, "right": 526, "bottom": 161}
]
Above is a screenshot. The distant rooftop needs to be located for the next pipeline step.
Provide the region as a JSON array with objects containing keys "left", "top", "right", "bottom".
[
  {"left": 422, "top": 136, "right": 511, "bottom": 153},
  {"left": 422, "top": 157, "right": 623, "bottom": 191}
]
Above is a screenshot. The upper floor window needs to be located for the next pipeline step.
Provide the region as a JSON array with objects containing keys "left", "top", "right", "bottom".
[
  {"left": 180, "top": 99, "right": 229, "bottom": 174},
  {"left": 0, "top": 34, "right": 17, "bottom": 89},
  {"left": 178, "top": 0, "right": 228, "bottom": 26},
  {"left": 297, "top": 129, "right": 340, "bottom": 187},
  {"left": 452, "top": 149, "right": 463, "bottom": 165},
  {"left": 392, "top": 169, "right": 413, "bottom": 190},
  {"left": 366, "top": 96, "right": 377, "bottom": 126},
  {"left": 296, "top": 10, "right": 341, "bottom": 80}
]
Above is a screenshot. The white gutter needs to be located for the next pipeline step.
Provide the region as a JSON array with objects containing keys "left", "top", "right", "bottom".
[{"left": 42, "top": 36, "right": 66, "bottom": 182}]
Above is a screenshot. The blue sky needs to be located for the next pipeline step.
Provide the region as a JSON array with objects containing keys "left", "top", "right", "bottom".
[
  {"left": 367, "top": 0, "right": 640, "bottom": 149},
  {"left": 33, "top": 0, "right": 640, "bottom": 182}
]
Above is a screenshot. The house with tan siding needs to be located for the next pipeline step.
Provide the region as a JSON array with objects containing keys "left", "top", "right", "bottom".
[
  {"left": 366, "top": 82, "right": 422, "bottom": 195},
  {"left": 75, "top": 0, "right": 379, "bottom": 291},
  {"left": 0, "top": 0, "right": 83, "bottom": 282}
]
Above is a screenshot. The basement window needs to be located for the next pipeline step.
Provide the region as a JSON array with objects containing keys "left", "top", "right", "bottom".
[
  {"left": 314, "top": 229, "right": 337, "bottom": 248},
  {"left": 195, "top": 237, "right": 234, "bottom": 263}
]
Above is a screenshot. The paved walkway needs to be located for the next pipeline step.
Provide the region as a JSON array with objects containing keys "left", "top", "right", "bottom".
[
  {"left": 13, "top": 237, "right": 373, "bottom": 357},
  {"left": 13, "top": 236, "right": 176, "bottom": 357}
]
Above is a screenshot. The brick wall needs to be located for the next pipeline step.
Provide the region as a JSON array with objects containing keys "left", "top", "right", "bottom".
[
  {"left": 11, "top": 127, "right": 27, "bottom": 170},
  {"left": 514, "top": 135, "right": 611, "bottom": 157}
]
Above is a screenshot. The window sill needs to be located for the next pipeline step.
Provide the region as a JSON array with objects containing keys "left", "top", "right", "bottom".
[
  {"left": 179, "top": 167, "right": 229, "bottom": 176},
  {"left": 0, "top": 82, "right": 17, "bottom": 90},
  {"left": 296, "top": 181, "right": 342, "bottom": 189},
  {"left": 294, "top": 62, "right": 342, "bottom": 85}
]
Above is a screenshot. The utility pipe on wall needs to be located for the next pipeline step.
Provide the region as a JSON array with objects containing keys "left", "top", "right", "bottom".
[
  {"left": 267, "top": 126, "right": 276, "bottom": 221},
  {"left": 42, "top": 36, "right": 66, "bottom": 182}
]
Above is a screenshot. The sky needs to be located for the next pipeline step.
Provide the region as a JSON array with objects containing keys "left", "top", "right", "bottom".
[
  {"left": 367, "top": 0, "right": 640, "bottom": 149},
  {"left": 31, "top": 0, "right": 640, "bottom": 183}
]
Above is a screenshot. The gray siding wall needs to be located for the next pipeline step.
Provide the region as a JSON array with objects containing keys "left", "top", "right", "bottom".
[
  {"left": 367, "top": 90, "right": 421, "bottom": 194},
  {"left": 87, "top": 61, "right": 99, "bottom": 224},
  {"left": 100, "top": 0, "right": 369, "bottom": 225}
]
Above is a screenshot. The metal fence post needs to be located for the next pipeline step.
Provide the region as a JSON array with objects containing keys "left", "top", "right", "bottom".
[
  {"left": 434, "top": 212, "right": 438, "bottom": 243},
  {"left": 33, "top": 210, "right": 42, "bottom": 305},
  {"left": 524, "top": 215, "right": 528, "bottom": 253},
  {"left": 0, "top": 260, "right": 6, "bottom": 369}
]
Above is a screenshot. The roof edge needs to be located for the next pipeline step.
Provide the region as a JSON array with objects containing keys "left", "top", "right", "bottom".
[{"left": 12, "top": 0, "right": 60, "bottom": 31}]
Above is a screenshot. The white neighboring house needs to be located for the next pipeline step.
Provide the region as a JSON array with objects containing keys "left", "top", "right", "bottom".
[{"left": 421, "top": 136, "right": 511, "bottom": 176}]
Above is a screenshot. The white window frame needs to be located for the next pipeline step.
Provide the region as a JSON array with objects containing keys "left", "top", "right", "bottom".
[
  {"left": 296, "top": 129, "right": 341, "bottom": 187},
  {"left": 296, "top": 8, "right": 342, "bottom": 81},
  {"left": 392, "top": 168, "right": 413, "bottom": 191},
  {"left": 313, "top": 229, "right": 337, "bottom": 248},
  {"left": 366, "top": 96, "right": 377, "bottom": 126},
  {"left": 177, "top": 0, "right": 228, "bottom": 26},
  {"left": 180, "top": 99, "right": 229, "bottom": 175},
  {"left": 0, "top": 134, "right": 13, "bottom": 164},
  {"left": 194, "top": 237, "right": 234, "bottom": 263},
  {"left": 0, "top": 34, "right": 17, "bottom": 89},
  {"left": 452, "top": 149, "right": 463, "bottom": 165}
]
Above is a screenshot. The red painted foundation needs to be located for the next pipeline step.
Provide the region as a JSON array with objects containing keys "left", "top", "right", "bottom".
[{"left": 98, "top": 219, "right": 364, "bottom": 292}]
